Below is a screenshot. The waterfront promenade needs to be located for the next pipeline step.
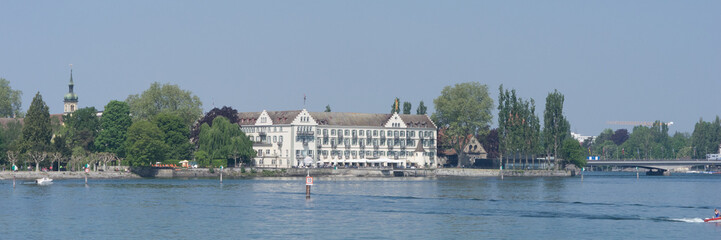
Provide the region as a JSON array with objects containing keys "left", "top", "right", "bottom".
[{"left": 0, "top": 167, "right": 572, "bottom": 180}]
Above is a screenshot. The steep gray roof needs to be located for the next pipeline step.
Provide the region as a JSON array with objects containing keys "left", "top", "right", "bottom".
[
  {"left": 237, "top": 110, "right": 436, "bottom": 129},
  {"left": 398, "top": 114, "right": 436, "bottom": 129},
  {"left": 309, "top": 112, "right": 390, "bottom": 127},
  {"left": 237, "top": 110, "right": 301, "bottom": 125}
]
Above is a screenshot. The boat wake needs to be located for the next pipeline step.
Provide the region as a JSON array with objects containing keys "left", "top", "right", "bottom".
[{"left": 669, "top": 218, "right": 705, "bottom": 223}]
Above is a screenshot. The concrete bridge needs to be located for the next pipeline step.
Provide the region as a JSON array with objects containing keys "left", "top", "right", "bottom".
[{"left": 585, "top": 159, "right": 721, "bottom": 175}]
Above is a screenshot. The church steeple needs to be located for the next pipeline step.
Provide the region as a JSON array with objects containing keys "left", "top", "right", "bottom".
[{"left": 64, "top": 67, "right": 78, "bottom": 114}]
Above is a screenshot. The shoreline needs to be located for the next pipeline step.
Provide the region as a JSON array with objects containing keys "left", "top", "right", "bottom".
[
  {"left": 0, "top": 167, "right": 574, "bottom": 180},
  {"left": 0, "top": 170, "right": 142, "bottom": 180}
]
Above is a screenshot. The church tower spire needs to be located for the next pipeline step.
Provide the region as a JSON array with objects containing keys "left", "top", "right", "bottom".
[{"left": 64, "top": 66, "right": 79, "bottom": 114}]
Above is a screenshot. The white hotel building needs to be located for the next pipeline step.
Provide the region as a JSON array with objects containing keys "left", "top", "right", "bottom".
[{"left": 238, "top": 109, "right": 438, "bottom": 168}]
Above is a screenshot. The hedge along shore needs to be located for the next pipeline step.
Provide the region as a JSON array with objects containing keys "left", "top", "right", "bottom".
[{"left": 0, "top": 168, "right": 574, "bottom": 180}]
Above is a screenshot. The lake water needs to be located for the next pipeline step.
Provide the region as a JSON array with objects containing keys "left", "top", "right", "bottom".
[{"left": 2, "top": 172, "right": 721, "bottom": 239}]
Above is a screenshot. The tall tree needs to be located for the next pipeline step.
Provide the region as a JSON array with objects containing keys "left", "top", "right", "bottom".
[
  {"left": 669, "top": 132, "right": 690, "bottom": 159},
  {"left": 197, "top": 116, "right": 254, "bottom": 164},
  {"left": 480, "top": 128, "right": 499, "bottom": 159},
  {"left": 324, "top": 105, "right": 331, "bottom": 112},
  {"left": 390, "top": 97, "right": 400, "bottom": 114},
  {"left": 497, "top": 85, "right": 540, "bottom": 169},
  {"left": 154, "top": 113, "right": 192, "bottom": 160},
  {"left": 542, "top": 89, "right": 570, "bottom": 169},
  {"left": 560, "top": 138, "right": 586, "bottom": 167},
  {"left": 621, "top": 125, "right": 653, "bottom": 159},
  {"left": 27, "top": 151, "right": 47, "bottom": 172},
  {"left": 21, "top": 92, "right": 52, "bottom": 152},
  {"left": 63, "top": 107, "right": 100, "bottom": 152},
  {"left": 691, "top": 116, "right": 721, "bottom": 159},
  {"left": 125, "top": 120, "right": 168, "bottom": 166},
  {"left": 0, "top": 118, "right": 23, "bottom": 155},
  {"left": 95, "top": 100, "right": 132, "bottom": 157},
  {"left": 0, "top": 78, "right": 22, "bottom": 118},
  {"left": 190, "top": 106, "right": 239, "bottom": 143},
  {"left": 6, "top": 151, "right": 19, "bottom": 170},
  {"left": 433, "top": 82, "right": 494, "bottom": 167},
  {"left": 126, "top": 82, "right": 203, "bottom": 127},
  {"left": 611, "top": 129, "right": 629, "bottom": 145},
  {"left": 402, "top": 102, "right": 412, "bottom": 114},
  {"left": 416, "top": 101, "right": 427, "bottom": 115},
  {"left": 595, "top": 129, "right": 614, "bottom": 146}
]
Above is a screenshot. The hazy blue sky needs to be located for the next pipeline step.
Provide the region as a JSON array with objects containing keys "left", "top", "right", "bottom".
[{"left": 1, "top": 1, "right": 719, "bottom": 135}]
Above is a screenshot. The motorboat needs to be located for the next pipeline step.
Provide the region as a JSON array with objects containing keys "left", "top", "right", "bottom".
[
  {"left": 704, "top": 217, "right": 721, "bottom": 222},
  {"left": 36, "top": 177, "right": 53, "bottom": 185}
]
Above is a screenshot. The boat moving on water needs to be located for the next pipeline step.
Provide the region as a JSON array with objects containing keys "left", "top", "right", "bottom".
[
  {"left": 35, "top": 177, "right": 53, "bottom": 185},
  {"left": 704, "top": 217, "right": 721, "bottom": 222}
]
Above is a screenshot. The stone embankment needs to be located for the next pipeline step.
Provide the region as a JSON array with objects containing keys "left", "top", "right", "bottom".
[
  {"left": 0, "top": 170, "right": 142, "bottom": 180},
  {"left": 0, "top": 167, "right": 573, "bottom": 180}
]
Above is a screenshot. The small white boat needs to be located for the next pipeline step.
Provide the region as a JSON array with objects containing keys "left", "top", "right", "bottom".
[{"left": 36, "top": 177, "right": 53, "bottom": 184}]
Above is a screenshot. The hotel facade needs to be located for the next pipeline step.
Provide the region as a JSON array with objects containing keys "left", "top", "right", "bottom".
[{"left": 238, "top": 109, "right": 438, "bottom": 168}]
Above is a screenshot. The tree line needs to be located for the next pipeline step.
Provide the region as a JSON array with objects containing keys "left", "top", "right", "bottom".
[
  {"left": 585, "top": 117, "right": 720, "bottom": 160},
  {"left": 0, "top": 80, "right": 255, "bottom": 171}
]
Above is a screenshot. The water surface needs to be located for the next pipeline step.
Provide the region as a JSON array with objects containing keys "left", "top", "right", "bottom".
[{"left": 2, "top": 172, "right": 721, "bottom": 239}]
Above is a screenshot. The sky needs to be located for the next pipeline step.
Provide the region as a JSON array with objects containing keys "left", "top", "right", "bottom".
[{"left": 1, "top": 1, "right": 719, "bottom": 136}]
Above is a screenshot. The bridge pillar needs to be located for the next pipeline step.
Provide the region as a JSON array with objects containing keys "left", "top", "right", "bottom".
[{"left": 646, "top": 168, "right": 670, "bottom": 176}]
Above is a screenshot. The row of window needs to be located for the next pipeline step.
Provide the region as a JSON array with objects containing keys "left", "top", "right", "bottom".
[
  {"left": 256, "top": 149, "right": 436, "bottom": 160},
  {"left": 242, "top": 126, "right": 435, "bottom": 139},
  {"left": 317, "top": 150, "right": 436, "bottom": 159},
  {"left": 322, "top": 129, "right": 434, "bottom": 138},
  {"left": 250, "top": 135, "right": 436, "bottom": 148},
  {"left": 321, "top": 138, "right": 435, "bottom": 147},
  {"left": 242, "top": 126, "right": 285, "bottom": 133},
  {"left": 257, "top": 149, "right": 289, "bottom": 157},
  {"left": 256, "top": 159, "right": 282, "bottom": 166}
]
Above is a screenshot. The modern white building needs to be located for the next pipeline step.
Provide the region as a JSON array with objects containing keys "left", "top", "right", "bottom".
[{"left": 238, "top": 109, "right": 438, "bottom": 168}]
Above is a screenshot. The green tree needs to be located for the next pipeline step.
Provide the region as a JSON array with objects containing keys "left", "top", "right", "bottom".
[
  {"left": 433, "top": 82, "right": 494, "bottom": 167},
  {"left": 416, "top": 100, "right": 427, "bottom": 115},
  {"left": 63, "top": 107, "right": 100, "bottom": 152},
  {"left": 0, "top": 78, "right": 22, "bottom": 118},
  {"left": 324, "top": 105, "right": 331, "bottom": 112},
  {"left": 154, "top": 113, "right": 192, "bottom": 160},
  {"left": 620, "top": 126, "right": 653, "bottom": 160},
  {"left": 125, "top": 120, "right": 168, "bottom": 166},
  {"left": 52, "top": 134, "right": 71, "bottom": 160},
  {"left": 197, "top": 116, "right": 254, "bottom": 167},
  {"left": 542, "top": 89, "right": 570, "bottom": 169},
  {"left": 228, "top": 133, "right": 256, "bottom": 167},
  {"left": 497, "top": 85, "right": 541, "bottom": 169},
  {"left": 595, "top": 129, "right": 614, "bottom": 146},
  {"left": 194, "top": 150, "right": 210, "bottom": 167},
  {"left": 402, "top": 101, "right": 412, "bottom": 114},
  {"left": 21, "top": 92, "right": 52, "bottom": 152},
  {"left": 126, "top": 82, "right": 203, "bottom": 127},
  {"left": 691, "top": 117, "right": 721, "bottom": 159},
  {"left": 669, "top": 132, "right": 690, "bottom": 159},
  {"left": 560, "top": 138, "right": 586, "bottom": 168},
  {"left": 95, "top": 100, "right": 132, "bottom": 157},
  {"left": 390, "top": 97, "right": 400, "bottom": 114},
  {"left": 0, "top": 118, "right": 23, "bottom": 155}
]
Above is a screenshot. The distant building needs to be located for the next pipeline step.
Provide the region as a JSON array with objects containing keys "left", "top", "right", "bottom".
[
  {"left": 63, "top": 69, "right": 79, "bottom": 114},
  {"left": 237, "top": 109, "right": 438, "bottom": 168},
  {"left": 707, "top": 144, "right": 721, "bottom": 160},
  {"left": 437, "top": 133, "right": 487, "bottom": 166},
  {"left": 571, "top": 132, "right": 595, "bottom": 143}
]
